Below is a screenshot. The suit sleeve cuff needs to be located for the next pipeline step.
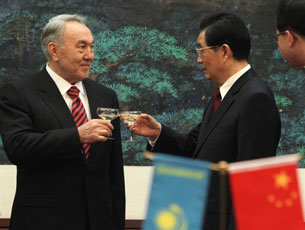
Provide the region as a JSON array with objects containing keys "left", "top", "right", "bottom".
[{"left": 147, "top": 125, "right": 162, "bottom": 147}]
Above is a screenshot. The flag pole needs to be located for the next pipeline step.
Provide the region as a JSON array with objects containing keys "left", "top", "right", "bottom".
[
  {"left": 216, "top": 161, "right": 228, "bottom": 230},
  {"left": 143, "top": 151, "right": 155, "bottom": 160}
]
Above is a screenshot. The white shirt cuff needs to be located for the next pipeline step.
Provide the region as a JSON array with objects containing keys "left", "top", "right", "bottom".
[{"left": 147, "top": 125, "right": 162, "bottom": 147}]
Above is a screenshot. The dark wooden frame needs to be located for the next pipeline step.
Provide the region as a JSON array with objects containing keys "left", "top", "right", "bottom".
[
  {"left": 0, "top": 219, "right": 9, "bottom": 230},
  {"left": 0, "top": 219, "right": 142, "bottom": 229}
]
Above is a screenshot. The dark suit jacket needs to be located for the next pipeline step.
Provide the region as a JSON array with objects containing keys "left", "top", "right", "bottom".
[
  {"left": 0, "top": 68, "right": 125, "bottom": 230},
  {"left": 149, "top": 69, "right": 281, "bottom": 230}
]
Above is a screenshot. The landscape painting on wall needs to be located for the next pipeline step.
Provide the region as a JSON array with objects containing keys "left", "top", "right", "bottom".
[{"left": 0, "top": 0, "right": 304, "bottom": 166}]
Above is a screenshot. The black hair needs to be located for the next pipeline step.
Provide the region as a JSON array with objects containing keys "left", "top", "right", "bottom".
[
  {"left": 199, "top": 12, "right": 250, "bottom": 61},
  {"left": 276, "top": 0, "right": 305, "bottom": 37}
]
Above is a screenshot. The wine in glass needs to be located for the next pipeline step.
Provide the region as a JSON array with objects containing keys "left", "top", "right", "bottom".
[
  {"left": 120, "top": 111, "right": 141, "bottom": 142},
  {"left": 96, "top": 107, "right": 119, "bottom": 140}
]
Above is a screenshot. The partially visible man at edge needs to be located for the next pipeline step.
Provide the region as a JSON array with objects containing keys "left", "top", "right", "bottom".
[
  {"left": 125, "top": 13, "right": 281, "bottom": 230},
  {"left": 0, "top": 14, "right": 125, "bottom": 230},
  {"left": 275, "top": 0, "right": 305, "bottom": 67}
]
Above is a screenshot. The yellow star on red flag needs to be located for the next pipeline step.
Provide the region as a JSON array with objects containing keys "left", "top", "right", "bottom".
[
  {"left": 274, "top": 171, "right": 291, "bottom": 189},
  {"left": 228, "top": 154, "right": 305, "bottom": 230}
]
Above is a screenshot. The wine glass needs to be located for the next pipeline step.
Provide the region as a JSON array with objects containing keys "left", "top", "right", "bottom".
[
  {"left": 120, "top": 111, "right": 141, "bottom": 142},
  {"left": 96, "top": 107, "right": 119, "bottom": 140}
]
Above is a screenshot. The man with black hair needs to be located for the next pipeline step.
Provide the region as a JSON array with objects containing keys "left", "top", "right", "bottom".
[
  {"left": 126, "top": 13, "right": 281, "bottom": 229},
  {"left": 275, "top": 0, "right": 305, "bottom": 67}
]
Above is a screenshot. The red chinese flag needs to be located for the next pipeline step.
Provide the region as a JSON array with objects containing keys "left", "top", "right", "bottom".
[{"left": 229, "top": 154, "right": 305, "bottom": 230}]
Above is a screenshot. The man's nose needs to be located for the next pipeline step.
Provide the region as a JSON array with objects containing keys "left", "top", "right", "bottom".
[
  {"left": 84, "top": 47, "right": 94, "bottom": 61},
  {"left": 197, "top": 55, "right": 202, "bottom": 64}
]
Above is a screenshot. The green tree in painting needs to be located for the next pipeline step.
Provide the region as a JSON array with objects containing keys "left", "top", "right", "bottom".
[
  {"left": 91, "top": 26, "right": 189, "bottom": 113},
  {"left": 0, "top": 10, "right": 54, "bottom": 82},
  {"left": 252, "top": 42, "right": 305, "bottom": 167},
  {"left": 0, "top": 0, "right": 304, "bottom": 167},
  {"left": 90, "top": 26, "right": 190, "bottom": 164},
  {"left": 121, "top": 108, "right": 204, "bottom": 165},
  {"left": 267, "top": 53, "right": 305, "bottom": 167}
]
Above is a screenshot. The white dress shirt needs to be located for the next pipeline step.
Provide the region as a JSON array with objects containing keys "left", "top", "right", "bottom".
[
  {"left": 46, "top": 64, "right": 92, "bottom": 120},
  {"left": 219, "top": 64, "right": 251, "bottom": 100}
]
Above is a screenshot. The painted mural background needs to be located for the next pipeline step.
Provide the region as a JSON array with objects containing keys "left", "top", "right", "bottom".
[{"left": 0, "top": 0, "right": 304, "bottom": 166}]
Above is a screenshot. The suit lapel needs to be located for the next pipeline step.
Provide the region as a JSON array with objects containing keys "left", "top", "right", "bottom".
[
  {"left": 36, "top": 70, "right": 109, "bottom": 165},
  {"left": 193, "top": 69, "right": 256, "bottom": 158},
  {"left": 193, "top": 95, "right": 234, "bottom": 158},
  {"left": 199, "top": 98, "right": 213, "bottom": 134},
  {"left": 36, "top": 69, "right": 75, "bottom": 128},
  {"left": 83, "top": 79, "right": 101, "bottom": 120},
  {"left": 82, "top": 79, "right": 110, "bottom": 163}
]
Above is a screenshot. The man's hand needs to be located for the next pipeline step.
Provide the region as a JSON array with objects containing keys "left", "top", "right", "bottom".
[
  {"left": 78, "top": 119, "right": 114, "bottom": 143},
  {"left": 122, "top": 113, "right": 161, "bottom": 140}
]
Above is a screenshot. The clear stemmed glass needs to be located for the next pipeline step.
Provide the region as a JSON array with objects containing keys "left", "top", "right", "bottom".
[
  {"left": 120, "top": 111, "right": 141, "bottom": 142},
  {"left": 96, "top": 107, "right": 119, "bottom": 140}
]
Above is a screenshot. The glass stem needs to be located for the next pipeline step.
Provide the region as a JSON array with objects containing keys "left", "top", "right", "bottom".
[{"left": 130, "top": 124, "right": 134, "bottom": 140}]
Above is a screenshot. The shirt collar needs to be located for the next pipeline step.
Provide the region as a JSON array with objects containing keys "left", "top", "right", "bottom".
[
  {"left": 219, "top": 64, "right": 251, "bottom": 100},
  {"left": 46, "top": 64, "right": 85, "bottom": 96}
]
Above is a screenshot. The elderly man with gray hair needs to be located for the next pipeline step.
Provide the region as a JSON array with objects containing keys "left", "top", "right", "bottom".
[{"left": 0, "top": 14, "right": 125, "bottom": 230}]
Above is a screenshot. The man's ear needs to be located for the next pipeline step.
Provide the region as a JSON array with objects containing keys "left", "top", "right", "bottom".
[
  {"left": 221, "top": 44, "right": 232, "bottom": 61},
  {"left": 286, "top": 30, "right": 297, "bottom": 47},
  {"left": 48, "top": 42, "right": 59, "bottom": 61}
]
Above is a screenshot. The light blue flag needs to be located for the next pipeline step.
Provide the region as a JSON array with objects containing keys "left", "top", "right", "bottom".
[{"left": 143, "top": 153, "right": 211, "bottom": 230}]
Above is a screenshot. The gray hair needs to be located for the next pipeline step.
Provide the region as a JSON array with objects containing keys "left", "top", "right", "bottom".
[{"left": 41, "top": 14, "right": 87, "bottom": 60}]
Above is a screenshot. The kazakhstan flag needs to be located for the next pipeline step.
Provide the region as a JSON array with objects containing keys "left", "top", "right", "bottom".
[{"left": 143, "top": 153, "right": 211, "bottom": 230}]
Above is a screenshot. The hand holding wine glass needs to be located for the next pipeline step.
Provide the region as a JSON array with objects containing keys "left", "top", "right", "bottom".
[
  {"left": 121, "top": 113, "right": 161, "bottom": 141},
  {"left": 96, "top": 107, "right": 119, "bottom": 140},
  {"left": 78, "top": 119, "right": 113, "bottom": 143},
  {"left": 120, "top": 111, "right": 141, "bottom": 142}
]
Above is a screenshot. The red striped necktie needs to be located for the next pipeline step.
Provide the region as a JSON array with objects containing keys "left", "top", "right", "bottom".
[{"left": 67, "top": 86, "right": 91, "bottom": 159}]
